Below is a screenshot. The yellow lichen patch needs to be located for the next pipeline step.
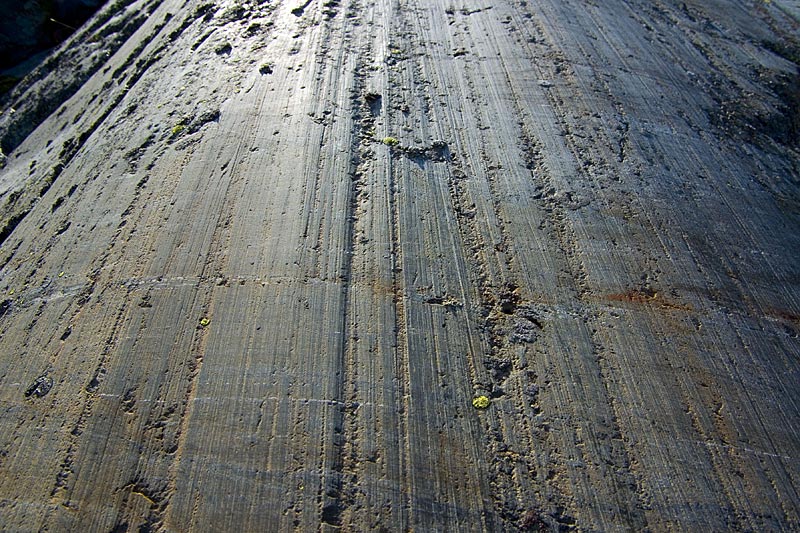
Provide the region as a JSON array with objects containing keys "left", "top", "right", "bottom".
[
  {"left": 382, "top": 136, "right": 399, "bottom": 146},
  {"left": 199, "top": 317, "right": 210, "bottom": 327},
  {"left": 472, "top": 395, "right": 490, "bottom": 409}
]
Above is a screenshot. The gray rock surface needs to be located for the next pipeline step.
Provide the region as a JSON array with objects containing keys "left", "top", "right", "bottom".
[{"left": 0, "top": 0, "right": 798, "bottom": 530}]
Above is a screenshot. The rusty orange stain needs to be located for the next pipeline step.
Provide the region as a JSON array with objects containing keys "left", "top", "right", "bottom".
[{"left": 604, "top": 289, "right": 693, "bottom": 312}]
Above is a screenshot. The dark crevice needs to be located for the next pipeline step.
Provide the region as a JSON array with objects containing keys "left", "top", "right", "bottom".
[
  {"left": 292, "top": 0, "right": 314, "bottom": 17},
  {"left": 0, "top": 211, "right": 29, "bottom": 248}
]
